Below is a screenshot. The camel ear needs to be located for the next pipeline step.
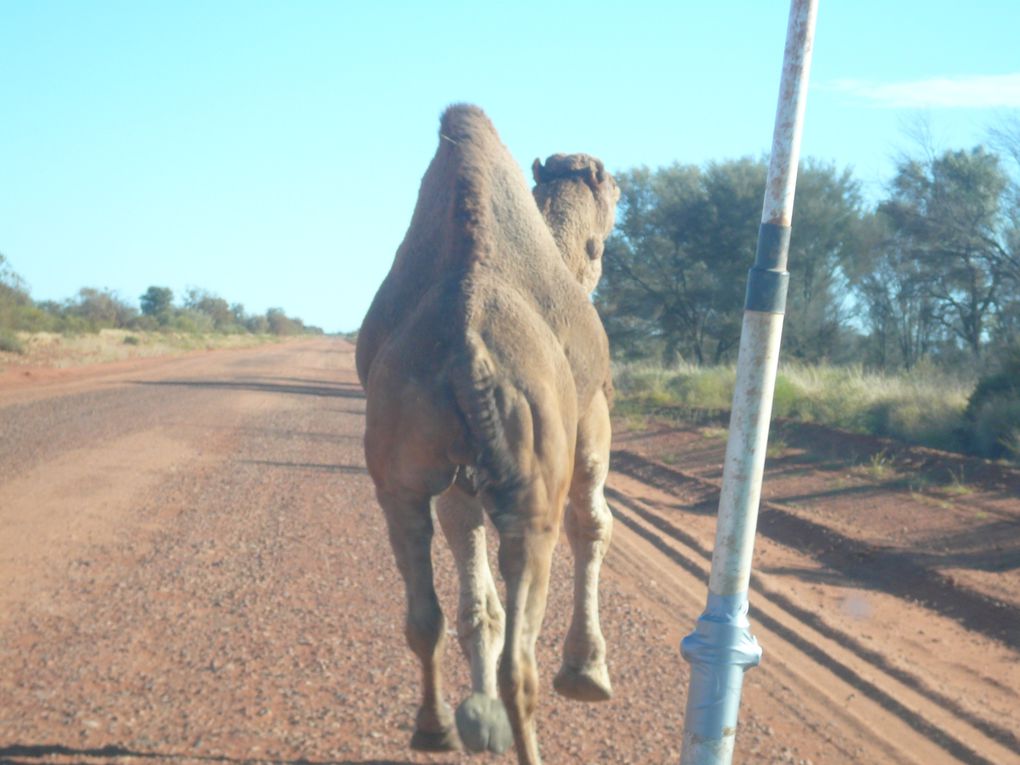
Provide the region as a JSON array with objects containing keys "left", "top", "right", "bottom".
[
  {"left": 585, "top": 237, "right": 604, "bottom": 261},
  {"left": 532, "top": 158, "right": 544, "bottom": 185},
  {"left": 583, "top": 159, "right": 609, "bottom": 194}
]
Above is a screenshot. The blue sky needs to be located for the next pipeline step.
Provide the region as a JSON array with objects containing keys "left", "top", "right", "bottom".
[{"left": 2, "top": 1, "right": 1018, "bottom": 333}]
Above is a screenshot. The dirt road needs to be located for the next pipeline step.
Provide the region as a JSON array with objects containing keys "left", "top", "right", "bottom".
[{"left": 1, "top": 338, "right": 1017, "bottom": 764}]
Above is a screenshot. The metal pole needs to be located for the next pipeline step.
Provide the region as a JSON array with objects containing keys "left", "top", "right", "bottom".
[{"left": 678, "top": 2, "right": 818, "bottom": 763}]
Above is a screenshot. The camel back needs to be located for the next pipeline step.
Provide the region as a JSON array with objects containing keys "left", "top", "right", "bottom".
[{"left": 356, "top": 105, "right": 608, "bottom": 399}]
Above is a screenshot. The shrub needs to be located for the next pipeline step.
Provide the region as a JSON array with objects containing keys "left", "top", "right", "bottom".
[
  {"left": 970, "top": 397, "right": 1020, "bottom": 459},
  {"left": 0, "top": 329, "right": 25, "bottom": 354},
  {"left": 965, "top": 349, "right": 1020, "bottom": 459}
]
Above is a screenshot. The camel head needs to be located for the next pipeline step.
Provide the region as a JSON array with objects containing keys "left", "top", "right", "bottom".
[{"left": 532, "top": 153, "right": 620, "bottom": 295}]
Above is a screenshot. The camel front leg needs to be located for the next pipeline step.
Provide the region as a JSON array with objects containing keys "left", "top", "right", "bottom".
[
  {"left": 377, "top": 489, "right": 459, "bottom": 752},
  {"left": 435, "top": 485, "right": 512, "bottom": 754},
  {"left": 554, "top": 390, "right": 614, "bottom": 702}
]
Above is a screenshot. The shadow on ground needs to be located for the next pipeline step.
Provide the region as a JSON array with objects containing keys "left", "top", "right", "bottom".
[
  {"left": 0, "top": 743, "right": 436, "bottom": 765},
  {"left": 134, "top": 379, "right": 365, "bottom": 400},
  {"left": 611, "top": 449, "right": 1020, "bottom": 650}
]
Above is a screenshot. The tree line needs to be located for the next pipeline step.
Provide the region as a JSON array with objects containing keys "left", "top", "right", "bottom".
[
  {"left": 597, "top": 123, "right": 1020, "bottom": 374},
  {"left": 0, "top": 258, "right": 321, "bottom": 342}
]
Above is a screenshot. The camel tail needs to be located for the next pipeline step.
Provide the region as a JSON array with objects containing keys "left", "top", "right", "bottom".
[{"left": 450, "top": 333, "right": 522, "bottom": 497}]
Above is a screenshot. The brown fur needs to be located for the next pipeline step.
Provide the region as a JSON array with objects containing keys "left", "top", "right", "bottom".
[{"left": 356, "top": 104, "right": 619, "bottom": 765}]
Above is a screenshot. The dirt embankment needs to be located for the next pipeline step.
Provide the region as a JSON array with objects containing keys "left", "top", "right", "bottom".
[{"left": 0, "top": 338, "right": 1016, "bottom": 765}]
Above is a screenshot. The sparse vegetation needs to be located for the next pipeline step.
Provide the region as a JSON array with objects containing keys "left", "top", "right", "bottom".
[
  {"left": 612, "top": 361, "right": 993, "bottom": 459},
  {"left": 943, "top": 466, "right": 974, "bottom": 496},
  {"left": 863, "top": 450, "right": 894, "bottom": 481},
  {"left": 598, "top": 127, "right": 1020, "bottom": 466},
  {"left": 0, "top": 253, "right": 329, "bottom": 371},
  {"left": 766, "top": 437, "right": 789, "bottom": 459},
  {"left": 0, "top": 253, "right": 324, "bottom": 369},
  {"left": 0, "top": 328, "right": 285, "bottom": 368}
]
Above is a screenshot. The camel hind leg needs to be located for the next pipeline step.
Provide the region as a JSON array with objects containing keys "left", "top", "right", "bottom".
[
  {"left": 435, "top": 484, "right": 512, "bottom": 754},
  {"left": 554, "top": 389, "right": 614, "bottom": 702},
  {"left": 377, "top": 488, "right": 459, "bottom": 752},
  {"left": 491, "top": 481, "right": 565, "bottom": 765}
]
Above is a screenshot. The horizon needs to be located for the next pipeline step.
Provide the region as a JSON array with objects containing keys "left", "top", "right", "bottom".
[{"left": 3, "top": 1, "right": 1019, "bottom": 333}]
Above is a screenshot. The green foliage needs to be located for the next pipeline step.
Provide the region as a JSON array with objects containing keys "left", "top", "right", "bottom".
[
  {"left": 64, "top": 287, "right": 139, "bottom": 330},
  {"left": 0, "top": 253, "right": 49, "bottom": 332},
  {"left": 0, "top": 255, "right": 318, "bottom": 341},
  {"left": 598, "top": 159, "right": 864, "bottom": 365},
  {"left": 970, "top": 397, "right": 1020, "bottom": 460},
  {"left": 966, "top": 348, "right": 1020, "bottom": 415},
  {"left": 0, "top": 329, "right": 25, "bottom": 354},
  {"left": 965, "top": 348, "right": 1020, "bottom": 458},
  {"left": 140, "top": 286, "right": 174, "bottom": 321},
  {"left": 877, "top": 147, "right": 1013, "bottom": 361},
  {"left": 184, "top": 288, "right": 238, "bottom": 331},
  {"left": 599, "top": 161, "right": 760, "bottom": 365},
  {"left": 245, "top": 314, "right": 270, "bottom": 334},
  {"left": 166, "top": 309, "right": 214, "bottom": 334},
  {"left": 266, "top": 307, "right": 304, "bottom": 336}
]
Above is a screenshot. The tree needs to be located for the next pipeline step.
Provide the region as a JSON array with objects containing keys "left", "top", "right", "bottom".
[
  {"left": 266, "top": 308, "right": 303, "bottom": 335},
  {"left": 880, "top": 147, "right": 1013, "bottom": 361},
  {"left": 846, "top": 212, "right": 939, "bottom": 369},
  {"left": 599, "top": 161, "right": 758, "bottom": 364},
  {"left": 782, "top": 161, "right": 865, "bottom": 362},
  {"left": 65, "top": 287, "right": 138, "bottom": 329},
  {"left": 140, "top": 286, "right": 174, "bottom": 323},
  {"left": 0, "top": 254, "right": 31, "bottom": 324},
  {"left": 183, "top": 287, "right": 234, "bottom": 331},
  {"left": 597, "top": 158, "right": 864, "bottom": 365},
  {"left": 988, "top": 117, "right": 1020, "bottom": 352}
]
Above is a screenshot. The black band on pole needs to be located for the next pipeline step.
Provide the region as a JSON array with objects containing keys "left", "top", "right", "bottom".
[{"left": 744, "top": 222, "right": 791, "bottom": 314}]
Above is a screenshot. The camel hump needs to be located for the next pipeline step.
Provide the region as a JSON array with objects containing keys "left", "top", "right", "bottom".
[
  {"left": 436, "top": 105, "right": 509, "bottom": 272},
  {"left": 439, "top": 103, "right": 498, "bottom": 145},
  {"left": 450, "top": 332, "right": 522, "bottom": 494}
]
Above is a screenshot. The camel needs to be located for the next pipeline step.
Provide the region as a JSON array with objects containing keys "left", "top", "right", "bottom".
[{"left": 355, "top": 104, "right": 619, "bottom": 765}]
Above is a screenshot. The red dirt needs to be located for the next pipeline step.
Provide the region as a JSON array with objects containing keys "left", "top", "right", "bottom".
[{"left": 0, "top": 338, "right": 1016, "bottom": 765}]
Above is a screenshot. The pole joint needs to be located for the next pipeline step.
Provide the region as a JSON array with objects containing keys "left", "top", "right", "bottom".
[
  {"left": 744, "top": 223, "right": 791, "bottom": 315},
  {"left": 679, "top": 593, "right": 762, "bottom": 763}
]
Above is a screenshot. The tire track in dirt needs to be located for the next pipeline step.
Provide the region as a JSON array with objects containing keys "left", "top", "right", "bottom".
[
  {"left": 607, "top": 489, "right": 1014, "bottom": 765},
  {"left": 607, "top": 458, "right": 1020, "bottom": 753},
  {"left": 612, "top": 450, "right": 1019, "bottom": 649},
  {"left": 605, "top": 458, "right": 1020, "bottom": 765}
]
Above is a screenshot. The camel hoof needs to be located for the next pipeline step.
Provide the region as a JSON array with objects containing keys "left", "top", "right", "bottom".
[
  {"left": 554, "top": 663, "right": 613, "bottom": 702},
  {"left": 455, "top": 693, "right": 513, "bottom": 754},
  {"left": 410, "top": 726, "right": 461, "bottom": 752}
]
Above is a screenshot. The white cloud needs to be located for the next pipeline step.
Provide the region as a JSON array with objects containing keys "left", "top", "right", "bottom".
[{"left": 822, "top": 74, "right": 1020, "bottom": 109}]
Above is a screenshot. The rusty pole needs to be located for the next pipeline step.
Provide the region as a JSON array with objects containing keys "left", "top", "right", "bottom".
[{"left": 678, "top": 2, "right": 818, "bottom": 763}]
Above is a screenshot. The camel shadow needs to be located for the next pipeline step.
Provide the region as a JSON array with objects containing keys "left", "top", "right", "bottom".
[
  {"left": 0, "top": 743, "right": 440, "bottom": 765},
  {"left": 134, "top": 379, "right": 366, "bottom": 400}
]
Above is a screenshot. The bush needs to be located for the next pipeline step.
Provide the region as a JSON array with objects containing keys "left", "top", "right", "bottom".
[
  {"left": 0, "top": 329, "right": 25, "bottom": 354},
  {"left": 965, "top": 350, "right": 1020, "bottom": 459}
]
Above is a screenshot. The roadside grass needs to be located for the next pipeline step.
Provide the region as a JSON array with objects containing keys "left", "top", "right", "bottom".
[
  {"left": 861, "top": 449, "right": 894, "bottom": 481},
  {"left": 942, "top": 466, "right": 974, "bottom": 496},
  {"left": 0, "top": 328, "right": 289, "bottom": 369},
  {"left": 614, "top": 361, "right": 972, "bottom": 456}
]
